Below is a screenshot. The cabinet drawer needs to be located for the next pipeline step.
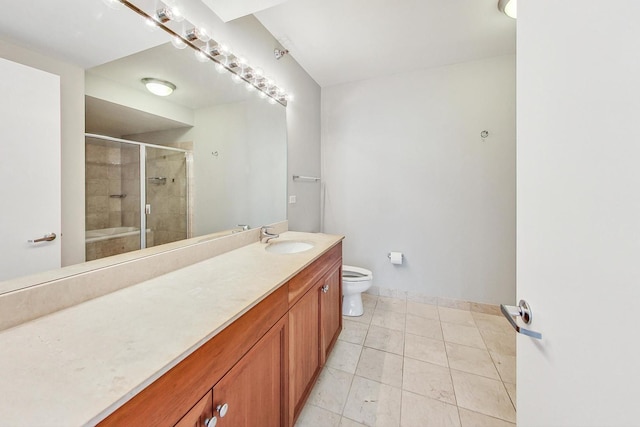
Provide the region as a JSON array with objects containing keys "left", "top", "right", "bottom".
[{"left": 287, "top": 243, "right": 342, "bottom": 306}]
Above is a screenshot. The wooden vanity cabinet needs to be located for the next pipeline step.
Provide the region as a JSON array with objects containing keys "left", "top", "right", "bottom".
[{"left": 100, "top": 242, "right": 342, "bottom": 427}]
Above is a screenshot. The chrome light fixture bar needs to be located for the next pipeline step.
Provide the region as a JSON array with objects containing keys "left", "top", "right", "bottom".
[{"left": 116, "top": 0, "right": 289, "bottom": 106}]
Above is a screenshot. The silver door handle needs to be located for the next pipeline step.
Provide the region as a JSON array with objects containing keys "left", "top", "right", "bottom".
[
  {"left": 500, "top": 300, "right": 542, "bottom": 340},
  {"left": 28, "top": 233, "right": 57, "bottom": 243}
]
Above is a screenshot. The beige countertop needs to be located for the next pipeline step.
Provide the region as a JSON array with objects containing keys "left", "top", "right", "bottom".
[{"left": 0, "top": 231, "right": 343, "bottom": 427}]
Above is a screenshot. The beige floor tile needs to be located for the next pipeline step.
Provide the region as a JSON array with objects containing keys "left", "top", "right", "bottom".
[
  {"left": 326, "top": 340, "right": 363, "bottom": 374},
  {"left": 438, "top": 307, "right": 476, "bottom": 326},
  {"left": 441, "top": 323, "right": 486, "bottom": 349},
  {"left": 472, "top": 312, "right": 513, "bottom": 334},
  {"left": 479, "top": 329, "right": 515, "bottom": 356},
  {"left": 364, "top": 325, "right": 405, "bottom": 355},
  {"left": 404, "top": 333, "right": 448, "bottom": 367},
  {"left": 458, "top": 408, "right": 515, "bottom": 427},
  {"left": 400, "top": 391, "right": 461, "bottom": 427},
  {"left": 438, "top": 297, "right": 471, "bottom": 310},
  {"left": 307, "top": 367, "right": 354, "bottom": 414},
  {"left": 451, "top": 370, "right": 516, "bottom": 423},
  {"left": 356, "top": 347, "right": 403, "bottom": 388},
  {"left": 371, "top": 308, "right": 406, "bottom": 332},
  {"left": 340, "top": 417, "right": 367, "bottom": 427},
  {"left": 504, "top": 382, "right": 516, "bottom": 409},
  {"left": 340, "top": 319, "right": 370, "bottom": 345},
  {"left": 445, "top": 342, "right": 500, "bottom": 379},
  {"left": 406, "top": 301, "right": 439, "bottom": 320},
  {"left": 376, "top": 296, "right": 407, "bottom": 313},
  {"left": 349, "top": 307, "right": 374, "bottom": 325},
  {"left": 490, "top": 351, "right": 516, "bottom": 384},
  {"left": 402, "top": 357, "right": 456, "bottom": 404},
  {"left": 470, "top": 302, "right": 502, "bottom": 316},
  {"left": 362, "top": 293, "right": 378, "bottom": 309},
  {"left": 343, "top": 376, "right": 402, "bottom": 426},
  {"left": 405, "top": 314, "right": 443, "bottom": 340},
  {"left": 295, "top": 404, "right": 342, "bottom": 427}
]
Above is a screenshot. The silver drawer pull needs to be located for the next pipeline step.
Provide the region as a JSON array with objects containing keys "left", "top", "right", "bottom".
[
  {"left": 28, "top": 233, "right": 56, "bottom": 243},
  {"left": 321, "top": 284, "right": 329, "bottom": 293},
  {"left": 500, "top": 300, "right": 542, "bottom": 340}
]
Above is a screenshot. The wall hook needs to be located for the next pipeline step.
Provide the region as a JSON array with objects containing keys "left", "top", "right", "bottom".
[{"left": 480, "top": 130, "right": 489, "bottom": 140}]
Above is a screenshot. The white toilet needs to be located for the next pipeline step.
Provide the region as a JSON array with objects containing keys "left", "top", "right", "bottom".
[{"left": 342, "top": 265, "right": 373, "bottom": 317}]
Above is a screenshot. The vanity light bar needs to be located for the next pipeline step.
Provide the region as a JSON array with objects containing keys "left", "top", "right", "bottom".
[{"left": 118, "top": 0, "right": 288, "bottom": 106}]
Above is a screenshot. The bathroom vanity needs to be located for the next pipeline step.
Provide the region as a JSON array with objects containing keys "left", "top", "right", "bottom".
[{"left": 0, "top": 231, "right": 343, "bottom": 427}]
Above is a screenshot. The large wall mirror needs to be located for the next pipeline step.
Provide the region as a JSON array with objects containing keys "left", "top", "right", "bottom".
[{"left": 0, "top": 0, "right": 287, "bottom": 292}]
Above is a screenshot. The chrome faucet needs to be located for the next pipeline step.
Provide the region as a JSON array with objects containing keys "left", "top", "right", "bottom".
[{"left": 260, "top": 226, "right": 279, "bottom": 243}]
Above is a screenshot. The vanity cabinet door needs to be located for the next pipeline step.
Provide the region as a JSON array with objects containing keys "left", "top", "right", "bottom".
[
  {"left": 212, "top": 316, "right": 287, "bottom": 427},
  {"left": 319, "top": 263, "right": 342, "bottom": 364},
  {"left": 174, "top": 390, "right": 213, "bottom": 427},
  {"left": 288, "top": 284, "right": 321, "bottom": 422}
]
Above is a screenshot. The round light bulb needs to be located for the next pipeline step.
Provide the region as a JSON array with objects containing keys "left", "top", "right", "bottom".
[
  {"left": 231, "top": 74, "right": 243, "bottom": 84},
  {"left": 195, "top": 51, "right": 209, "bottom": 63},
  {"left": 245, "top": 83, "right": 256, "bottom": 92},
  {"left": 268, "top": 98, "right": 277, "bottom": 105},
  {"left": 504, "top": 0, "right": 517, "bottom": 18},
  {"left": 215, "top": 63, "right": 227, "bottom": 74},
  {"left": 171, "top": 36, "right": 187, "bottom": 49},
  {"left": 170, "top": 7, "right": 185, "bottom": 22}
]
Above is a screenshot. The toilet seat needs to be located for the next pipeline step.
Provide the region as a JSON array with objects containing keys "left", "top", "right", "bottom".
[{"left": 342, "top": 265, "right": 372, "bottom": 282}]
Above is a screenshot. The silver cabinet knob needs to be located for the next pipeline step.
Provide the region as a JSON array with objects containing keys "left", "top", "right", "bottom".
[
  {"left": 321, "top": 284, "right": 329, "bottom": 293},
  {"left": 216, "top": 403, "right": 229, "bottom": 418},
  {"left": 205, "top": 416, "right": 217, "bottom": 427}
]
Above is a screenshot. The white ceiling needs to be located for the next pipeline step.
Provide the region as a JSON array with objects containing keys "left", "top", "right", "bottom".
[
  {"left": 201, "top": 0, "right": 292, "bottom": 22},
  {"left": 252, "top": 0, "right": 516, "bottom": 87}
]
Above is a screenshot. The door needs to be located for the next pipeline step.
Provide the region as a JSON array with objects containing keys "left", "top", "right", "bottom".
[
  {"left": 319, "top": 263, "right": 342, "bottom": 364},
  {"left": 0, "top": 57, "right": 60, "bottom": 281},
  {"left": 288, "top": 284, "right": 320, "bottom": 422},
  {"left": 516, "top": 1, "right": 640, "bottom": 425},
  {"left": 212, "top": 317, "right": 287, "bottom": 427}
]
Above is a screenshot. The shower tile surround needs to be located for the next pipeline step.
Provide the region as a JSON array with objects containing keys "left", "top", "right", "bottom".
[{"left": 296, "top": 294, "right": 517, "bottom": 427}]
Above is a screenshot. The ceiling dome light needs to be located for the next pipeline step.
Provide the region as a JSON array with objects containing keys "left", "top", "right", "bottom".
[
  {"left": 498, "top": 0, "right": 517, "bottom": 19},
  {"left": 141, "top": 78, "right": 176, "bottom": 96}
]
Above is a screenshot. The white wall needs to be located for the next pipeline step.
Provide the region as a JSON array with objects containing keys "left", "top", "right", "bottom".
[
  {"left": 322, "top": 55, "right": 516, "bottom": 305},
  {"left": 0, "top": 38, "right": 85, "bottom": 267}
]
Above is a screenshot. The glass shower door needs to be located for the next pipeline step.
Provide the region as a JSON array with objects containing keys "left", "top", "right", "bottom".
[{"left": 144, "top": 146, "right": 188, "bottom": 248}]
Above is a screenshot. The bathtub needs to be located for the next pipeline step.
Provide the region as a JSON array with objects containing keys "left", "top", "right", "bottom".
[{"left": 85, "top": 227, "right": 154, "bottom": 261}]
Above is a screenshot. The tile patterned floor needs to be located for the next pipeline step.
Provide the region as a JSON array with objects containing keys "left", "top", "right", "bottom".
[{"left": 295, "top": 294, "right": 517, "bottom": 427}]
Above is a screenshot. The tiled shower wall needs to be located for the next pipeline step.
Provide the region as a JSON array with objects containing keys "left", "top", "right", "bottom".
[{"left": 85, "top": 140, "right": 140, "bottom": 231}]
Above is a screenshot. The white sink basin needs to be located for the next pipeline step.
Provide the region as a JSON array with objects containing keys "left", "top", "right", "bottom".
[{"left": 265, "top": 241, "right": 314, "bottom": 254}]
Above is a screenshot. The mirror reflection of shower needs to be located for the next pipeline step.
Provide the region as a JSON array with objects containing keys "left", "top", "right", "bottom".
[{"left": 84, "top": 134, "right": 191, "bottom": 261}]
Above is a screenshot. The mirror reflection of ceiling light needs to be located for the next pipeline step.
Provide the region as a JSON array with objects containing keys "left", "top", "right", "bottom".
[
  {"left": 141, "top": 78, "right": 176, "bottom": 96},
  {"left": 498, "top": 0, "right": 517, "bottom": 19}
]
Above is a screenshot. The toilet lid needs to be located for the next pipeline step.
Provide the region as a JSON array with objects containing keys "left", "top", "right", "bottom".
[{"left": 342, "top": 265, "right": 372, "bottom": 282}]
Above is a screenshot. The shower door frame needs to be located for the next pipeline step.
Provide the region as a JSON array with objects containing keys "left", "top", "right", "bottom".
[{"left": 85, "top": 133, "right": 191, "bottom": 251}]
